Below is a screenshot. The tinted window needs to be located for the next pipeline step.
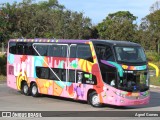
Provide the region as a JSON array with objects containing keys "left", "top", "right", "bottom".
[
  {"left": 68, "top": 70, "right": 75, "bottom": 82},
  {"left": 48, "top": 45, "right": 61, "bottom": 57},
  {"left": 9, "top": 42, "right": 16, "bottom": 54},
  {"left": 61, "top": 45, "right": 67, "bottom": 57},
  {"left": 49, "top": 68, "right": 59, "bottom": 80},
  {"left": 24, "top": 43, "right": 36, "bottom": 55},
  {"left": 9, "top": 42, "right": 68, "bottom": 57},
  {"left": 34, "top": 45, "right": 48, "bottom": 56},
  {"left": 36, "top": 67, "right": 66, "bottom": 81},
  {"left": 16, "top": 43, "right": 24, "bottom": 54},
  {"left": 48, "top": 45, "right": 67, "bottom": 57},
  {"left": 77, "top": 45, "right": 93, "bottom": 62},
  {"left": 36, "top": 67, "right": 49, "bottom": 79},
  {"left": 95, "top": 45, "right": 114, "bottom": 61},
  {"left": 9, "top": 42, "right": 36, "bottom": 55},
  {"left": 61, "top": 69, "right": 66, "bottom": 81},
  {"left": 70, "top": 45, "right": 76, "bottom": 58},
  {"left": 115, "top": 46, "right": 146, "bottom": 63},
  {"left": 49, "top": 68, "right": 66, "bottom": 81}
]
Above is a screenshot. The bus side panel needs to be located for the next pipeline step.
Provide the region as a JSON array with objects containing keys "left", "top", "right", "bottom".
[
  {"left": 7, "top": 41, "right": 105, "bottom": 102},
  {"left": 7, "top": 54, "right": 36, "bottom": 90},
  {"left": 33, "top": 79, "right": 94, "bottom": 101},
  {"left": 32, "top": 56, "right": 98, "bottom": 101},
  {"left": 33, "top": 57, "right": 94, "bottom": 101},
  {"left": 7, "top": 61, "right": 17, "bottom": 90},
  {"left": 7, "top": 54, "right": 19, "bottom": 90}
]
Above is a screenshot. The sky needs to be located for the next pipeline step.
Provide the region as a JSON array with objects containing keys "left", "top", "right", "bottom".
[{"left": 0, "top": 0, "right": 158, "bottom": 25}]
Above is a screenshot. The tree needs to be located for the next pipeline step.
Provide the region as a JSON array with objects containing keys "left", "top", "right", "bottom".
[
  {"left": 0, "top": 2, "right": 18, "bottom": 42},
  {"left": 140, "top": 1, "right": 160, "bottom": 53},
  {"left": 0, "top": 0, "right": 93, "bottom": 42},
  {"left": 96, "top": 11, "right": 137, "bottom": 41}
]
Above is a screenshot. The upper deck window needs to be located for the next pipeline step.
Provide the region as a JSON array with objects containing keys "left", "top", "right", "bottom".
[
  {"left": 70, "top": 45, "right": 76, "bottom": 58},
  {"left": 48, "top": 45, "right": 67, "bottom": 57},
  {"left": 34, "top": 45, "right": 48, "bottom": 56},
  {"left": 9, "top": 42, "right": 16, "bottom": 54},
  {"left": 9, "top": 42, "right": 36, "bottom": 55},
  {"left": 77, "top": 45, "right": 93, "bottom": 62}
]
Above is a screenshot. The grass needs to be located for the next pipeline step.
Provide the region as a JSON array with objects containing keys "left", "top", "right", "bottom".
[
  {"left": 150, "top": 76, "right": 160, "bottom": 86},
  {"left": 0, "top": 75, "right": 6, "bottom": 81}
]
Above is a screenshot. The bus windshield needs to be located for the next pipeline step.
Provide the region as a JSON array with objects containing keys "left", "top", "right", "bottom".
[
  {"left": 114, "top": 46, "right": 146, "bottom": 63},
  {"left": 118, "top": 70, "right": 149, "bottom": 92}
]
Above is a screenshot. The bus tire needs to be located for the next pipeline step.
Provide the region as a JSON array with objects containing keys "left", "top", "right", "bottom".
[
  {"left": 22, "top": 82, "right": 30, "bottom": 96},
  {"left": 89, "top": 91, "right": 102, "bottom": 107},
  {"left": 31, "top": 83, "right": 39, "bottom": 97}
]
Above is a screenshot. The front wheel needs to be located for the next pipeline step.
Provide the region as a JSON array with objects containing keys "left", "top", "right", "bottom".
[
  {"left": 31, "top": 83, "right": 39, "bottom": 97},
  {"left": 88, "top": 91, "right": 102, "bottom": 107}
]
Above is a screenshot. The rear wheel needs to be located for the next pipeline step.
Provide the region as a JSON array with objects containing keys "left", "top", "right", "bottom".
[
  {"left": 88, "top": 91, "right": 102, "bottom": 107},
  {"left": 31, "top": 83, "right": 39, "bottom": 97},
  {"left": 21, "top": 82, "right": 30, "bottom": 96}
]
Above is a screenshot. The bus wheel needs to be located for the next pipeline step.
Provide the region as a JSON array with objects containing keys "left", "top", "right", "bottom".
[
  {"left": 22, "top": 82, "right": 30, "bottom": 96},
  {"left": 89, "top": 91, "right": 102, "bottom": 107},
  {"left": 31, "top": 83, "right": 39, "bottom": 97}
]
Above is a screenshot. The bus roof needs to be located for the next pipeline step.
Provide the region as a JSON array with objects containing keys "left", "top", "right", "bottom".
[
  {"left": 9, "top": 39, "right": 141, "bottom": 46},
  {"left": 9, "top": 39, "right": 89, "bottom": 44},
  {"left": 91, "top": 39, "right": 141, "bottom": 47}
]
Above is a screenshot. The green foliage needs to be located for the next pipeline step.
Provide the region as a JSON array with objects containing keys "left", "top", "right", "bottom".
[
  {"left": 0, "top": 0, "right": 93, "bottom": 42},
  {"left": 96, "top": 11, "right": 137, "bottom": 41},
  {"left": 0, "top": 55, "right": 6, "bottom": 76},
  {"left": 0, "top": 0, "right": 160, "bottom": 55},
  {"left": 140, "top": 10, "right": 160, "bottom": 53},
  {"left": 146, "top": 51, "right": 160, "bottom": 70},
  {"left": 146, "top": 52, "right": 160, "bottom": 62},
  {"left": 0, "top": 75, "right": 6, "bottom": 81},
  {"left": 150, "top": 76, "right": 160, "bottom": 86},
  {"left": 1, "top": 0, "right": 160, "bottom": 85}
]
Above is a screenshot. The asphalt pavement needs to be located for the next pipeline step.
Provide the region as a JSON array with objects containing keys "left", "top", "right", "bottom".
[{"left": 0, "top": 82, "right": 160, "bottom": 120}]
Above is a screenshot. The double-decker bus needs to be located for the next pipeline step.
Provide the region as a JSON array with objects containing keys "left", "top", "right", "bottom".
[{"left": 7, "top": 39, "right": 150, "bottom": 107}]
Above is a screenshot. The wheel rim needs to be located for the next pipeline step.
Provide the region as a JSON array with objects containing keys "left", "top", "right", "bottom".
[
  {"left": 32, "top": 86, "right": 37, "bottom": 95},
  {"left": 92, "top": 94, "right": 99, "bottom": 105},
  {"left": 23, "top": 85, "right": 28, "bottom": 94}
]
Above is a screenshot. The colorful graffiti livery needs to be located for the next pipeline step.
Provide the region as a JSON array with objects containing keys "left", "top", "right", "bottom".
[{"left": 7, "top": 39, "right": 150, "bottom": 107}]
